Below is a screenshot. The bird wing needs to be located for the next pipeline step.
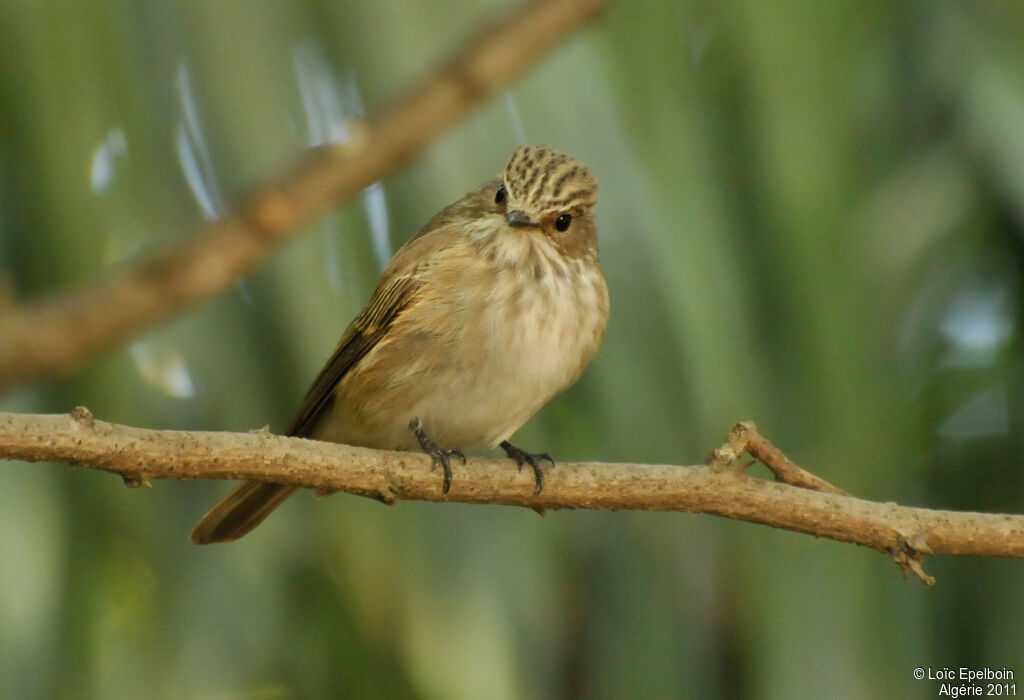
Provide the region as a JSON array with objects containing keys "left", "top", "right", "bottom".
[
  {"left": 281, "top": 215, "right": 475, "bottom": 439},
  {"left": 285, "top": 271, "right": 423, "bottom": 438}
]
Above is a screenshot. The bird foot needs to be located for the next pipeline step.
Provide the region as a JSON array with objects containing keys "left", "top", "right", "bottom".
[
  {"left": 500, "top": 440, "right": 552, "bottom": 494},
  {"left": 410, "top": 420, "right": 465, "bottom": 494}
]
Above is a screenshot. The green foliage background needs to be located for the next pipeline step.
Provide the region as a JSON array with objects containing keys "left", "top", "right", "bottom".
[{"left": 2, "top": 1, "right": 1023, "bottom": 698}]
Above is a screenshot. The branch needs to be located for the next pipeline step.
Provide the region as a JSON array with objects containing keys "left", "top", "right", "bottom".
[
  {"left": 5, "top": 410, "right": 1024, "bottom": 584},
  {"left": 0, "top": 0, "right": 607, "bottom": 391}
]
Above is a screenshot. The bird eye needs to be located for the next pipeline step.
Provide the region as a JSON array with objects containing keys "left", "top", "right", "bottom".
[
  {"left": 555, "top": 214, "right": 572, "bottom": 232},
  {"left": 495, "top": 185, "right": 507, "bottom": 204}
]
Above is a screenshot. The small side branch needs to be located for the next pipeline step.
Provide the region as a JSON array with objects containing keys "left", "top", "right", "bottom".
[
  {"left": 708, "top": 421, "right": 933, "bottom": 583},
  {"left": 710, "top": 421, "right": 848, "bottom": 495},
  {"left": 0, "top": 0, "right": 607, "bottom": 391},
  {"left": 2, "top": 409, "right": 1023, "bottom": 584}
]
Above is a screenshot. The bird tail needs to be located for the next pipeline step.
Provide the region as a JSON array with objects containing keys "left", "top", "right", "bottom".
[{"left": 190, "top": 481, "right": 298, "bottom": 545}]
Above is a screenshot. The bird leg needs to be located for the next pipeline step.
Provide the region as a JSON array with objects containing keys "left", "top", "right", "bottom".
[
  {"left": 410, "top": 419, "right": 465, "bottom": 494},
  {"left": 500, "top": 441, "right": 553, "bottom": 494}
]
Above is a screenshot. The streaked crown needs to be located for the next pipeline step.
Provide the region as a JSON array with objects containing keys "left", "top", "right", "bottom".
[{"left": 502, "top": 146, "right": 598, "bottom": 223}]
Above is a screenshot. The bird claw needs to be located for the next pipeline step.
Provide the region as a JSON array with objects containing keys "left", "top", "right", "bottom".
[
  {"left": 410, "top": 420, "right": 465, "bottom": 494},
  {"left": 500, "top": 441, "right": 552, "bottom": 494}
]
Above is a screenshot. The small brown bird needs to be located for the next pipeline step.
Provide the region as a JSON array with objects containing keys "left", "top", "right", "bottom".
[{"left": 191, "top": 145, "right": 608, "bottom": 544}]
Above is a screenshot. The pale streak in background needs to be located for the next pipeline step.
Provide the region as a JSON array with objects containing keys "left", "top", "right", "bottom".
[
  {"left": 935, "top": 282, "right": 1014, "bottom": 440},
  {"left": 502, "top": 91, "right": 529, "bottom": 145},
  {"left": 174, "top": 63, "right": 225, "bottom": 221},
  {"left": 176, "top": 62, "right": 255, "bottom": 311},
  {"left": 936, "top": 386, "right": 1009, "bottom": 440},
  {"left": 129, "top": 339, "right": 196, "bottom": 399},
  {"left": 294, "top": 41, "right": 392, "bottom": 277},
  {"left": 125, "top": 63, "right": 226, "bottom": 396},
  {"left": 90, "top": 128, "right": 143, "bottom": 267},
  {"left": 89, "top": 128, "right": 128, "bottom": 193},
  {"left": 939, "top": 284, "right": 1014, "bottom": 366}
]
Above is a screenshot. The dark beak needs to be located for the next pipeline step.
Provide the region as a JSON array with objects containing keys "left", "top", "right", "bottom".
[{"left": 506, "top": 210, "right": 535, "bottom": 228}]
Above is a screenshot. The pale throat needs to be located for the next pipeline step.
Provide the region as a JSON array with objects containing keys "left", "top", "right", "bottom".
[{"left": 464, "top": 215, "right": 576, "bottom": 275}]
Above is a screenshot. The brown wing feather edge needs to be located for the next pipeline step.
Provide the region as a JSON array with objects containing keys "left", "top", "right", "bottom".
[
  {"left": 190, "top": 272, "right": 424, "bottom": 544},
  {"left": 285, "top": 273, "right": 423, "bottom": 437}
]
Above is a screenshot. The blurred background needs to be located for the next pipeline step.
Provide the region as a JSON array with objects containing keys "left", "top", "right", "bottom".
[{"left": 2, "top": 0, "right": 1023, "bottom": 698}]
